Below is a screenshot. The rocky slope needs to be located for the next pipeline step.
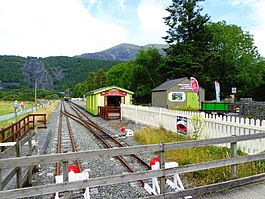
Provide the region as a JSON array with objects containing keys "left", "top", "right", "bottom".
[
  {"left": 21, "top": 57, "right": 64, "bottom": 90},
  {"left": 76, "top": 43, "right": 168, "bottom": 61}
]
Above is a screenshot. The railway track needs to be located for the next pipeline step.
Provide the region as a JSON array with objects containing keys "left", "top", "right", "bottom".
[
  {"left": 54, "top": 101, "right": 88, "bottom": 199},
  {"left": 65, "top": 101, "right": 153, "bottom": 183},
  {"left": 44, "top": 100, "right": 157, "bottom": 198}
]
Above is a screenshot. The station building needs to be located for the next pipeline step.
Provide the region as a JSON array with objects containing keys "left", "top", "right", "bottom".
[{"left": 86, "top": 85, "right": 133, "bottom": 119}]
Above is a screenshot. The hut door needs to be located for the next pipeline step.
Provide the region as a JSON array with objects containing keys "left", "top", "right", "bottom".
[{"left": 107, "top": 96, "right": 121, "bottom": 106}]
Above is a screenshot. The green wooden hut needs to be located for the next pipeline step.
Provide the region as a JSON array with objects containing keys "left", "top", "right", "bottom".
[{"left": 86, "top": 86, "right": 134, "bottom": 119}]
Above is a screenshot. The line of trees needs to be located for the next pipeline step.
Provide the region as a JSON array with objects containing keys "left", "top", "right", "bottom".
[
  {"left": 0, "top": 88, "right": 62, "bottom": 101},
  {"left": 72, "top": 0, "right": 265, "bottom": 103}
]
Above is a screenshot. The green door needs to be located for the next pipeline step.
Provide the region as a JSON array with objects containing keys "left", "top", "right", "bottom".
[{"left": 187, "top": 92, "right": 199, "bottom": 109}]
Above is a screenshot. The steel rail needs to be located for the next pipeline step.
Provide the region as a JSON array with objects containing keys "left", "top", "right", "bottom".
[
  {"left": 62, "top": 110, "right": 147, "bottom": 186},
  {"left": 64, "top": 101, "right": 153, "bottom": 187},
  {"left": 56, "top": 101, "right": 63, "bottom": 176},
  {"left": 62, "top": 102, "right": 83, "bottom": 172},
  {"left": 54, "top": 101, "right": 86, "bottom": 198},
  {"left": 68, "top": 101, "right": 151, "bottom": 169}
]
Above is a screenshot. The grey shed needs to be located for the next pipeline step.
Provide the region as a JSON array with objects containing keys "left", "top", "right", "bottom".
[{"left": 151, "top": 77, "right": 205, "bottom": 109}]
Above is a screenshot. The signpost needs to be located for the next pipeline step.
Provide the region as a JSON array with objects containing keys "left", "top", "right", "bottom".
[{"left": 231, "top": 87, "right": 237, "bottom": 103}]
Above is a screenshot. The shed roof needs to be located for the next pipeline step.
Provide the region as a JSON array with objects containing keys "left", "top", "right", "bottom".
[
  {"left": 86, "top": 85, "right": 134, "bottom": 95},
  {"left": 151, "top": 77, "right": 187, "bottom": 92}
]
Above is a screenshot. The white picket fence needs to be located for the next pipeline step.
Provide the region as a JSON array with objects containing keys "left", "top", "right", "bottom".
[{"left": 121, "top": 104, "right": 265, "bottom": 154}]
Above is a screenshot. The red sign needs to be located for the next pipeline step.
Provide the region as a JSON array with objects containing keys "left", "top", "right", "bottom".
[
  {"left": 101, "top": 90, "right": 127, "bottom": 96},
  {"left": 190, "top": 77, "right": 199, "bottom": 93}
]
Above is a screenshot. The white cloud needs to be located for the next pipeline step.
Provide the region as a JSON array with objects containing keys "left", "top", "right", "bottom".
[
  {"left": 227, "top": 0, "right": 265, "bottom": 56},
  {"left": 229, "top": 0, "right": 258, "bottom": 6},
  {"left": 117, "top": 0, "right": 126, "bottom": 11},
  {"left": 0, "top": 0, "right": 264, "bottom": 57},
  {"left": 135, "top": 0, "right": 171, "bottom": 45},
  {"left": 248, "top": 1, "right": 265, "bottom": 56},
  {"left": 87, "top": 0, "right": 98, "bottom": 4},
  {"left": 202, "top": 0, "right": 265, "bottom": 57},
  {"left": 0, "top": 0, "right": 128, "bottom": 57}
]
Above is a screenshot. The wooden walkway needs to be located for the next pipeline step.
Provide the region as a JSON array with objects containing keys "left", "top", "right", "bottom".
[{"left": 200, "top": 180, "right": 265, "bottom": 199}]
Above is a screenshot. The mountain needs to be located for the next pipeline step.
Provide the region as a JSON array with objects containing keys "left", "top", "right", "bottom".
[
  {"left": 75, "top": 43, "right": 168, "bottom": 61},
  {"left": 0, "top": 43, "right": 167, "bottom": 91}
]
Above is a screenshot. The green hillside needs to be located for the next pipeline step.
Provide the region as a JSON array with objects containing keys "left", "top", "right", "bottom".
[
  {"left": 40, "top": 56, "right": 121, "bottom": 90},
  {"left": 0, "top": 56, "right": 26, "bottom": 83},
  {"left": 0, "top": 55, "right": 121, "bottom": 91}
]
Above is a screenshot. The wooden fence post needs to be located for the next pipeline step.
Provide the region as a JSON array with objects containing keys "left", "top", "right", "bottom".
[
  {"left": 159, "top": 108, "right": 162, "bottom": 127},
  {"left": 16, "top": 139, "right": 22, "bottom": 188},
  {"left": 63, "top": 160, "right": 69, "bottom": 198},
  {"left": 135, "top": 106, "right": 138, "bottom": 124},
  {"left": 0, "top": 169, "right": 2, "bottom": 191},
  {"left": 34, "top": 120, "right": 39, "bottom": 156},
  {"left": 159, "top": 142, "right": 165, "bottom": 194},
  {"left": 120, "top": 104, "right": 123, "bottom": 120},
  {"left": 28, "top": 131, "right": 33, "bottom": 186},
  {"left": 34, "top": 120, "right": 40, "bottom": 170},
  {"left": 231, "top": 135, "right": 237, "bottom": 179}
]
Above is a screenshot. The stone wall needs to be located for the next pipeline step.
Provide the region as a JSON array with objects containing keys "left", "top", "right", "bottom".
[{"left": 239, "top": 98, "right": 265, "bottom": 120}]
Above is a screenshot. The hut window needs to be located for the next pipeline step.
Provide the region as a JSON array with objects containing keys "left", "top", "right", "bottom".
[{"left": 168, "top": 92, "right": 186, "bottom": 102}]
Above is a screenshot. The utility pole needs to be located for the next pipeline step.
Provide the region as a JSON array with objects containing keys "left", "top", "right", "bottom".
[{"left": 35, "top": 79, "right": 37, "bottom": 111}]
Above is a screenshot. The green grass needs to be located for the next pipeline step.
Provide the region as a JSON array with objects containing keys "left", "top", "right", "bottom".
[
  {"left": 0, "top": 101, "right": 34, "bottom": 115},
  {"left": 0, "top": 100, "right": 59, "bottom": 129},
  {"left": 171, "top": 105, "right": 199, "bottom": 112},
  {"left": 133, "top": 127, "right": 265, "bottom": 187}
]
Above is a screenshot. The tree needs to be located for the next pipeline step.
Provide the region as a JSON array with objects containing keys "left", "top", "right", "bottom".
[
  {"left": 205, "top": 21, "right": 264, "bottom": 99},
  {"left": 84, "top": 69, "right": 107, "bottom": 91},
  {"left": 163, "top": 0, "right": 211, "bottom": 79},
  {"left": 72, "top": 83, "right": 86, "bottom": 98},
  {"left": 94, "top": 69, "right": 107, "bottom": 88},
  {"left": 107, "top": 47, "right": 165, "bottom": 104},
  {"left": 162, "top": 0, "right": 265, "bottom": 100},
  {"left": 107, "top": 62, "right": 130, "bottom": 88},
  {"left": 135, "top": 47, "right": 165, "bottom": 87},
  {"left": 129, "top": 47, "right": 165, "bottom": 103}
]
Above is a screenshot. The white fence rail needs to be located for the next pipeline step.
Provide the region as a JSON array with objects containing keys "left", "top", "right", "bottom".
[{"left": 121, "top": 104, "right": 265, "bottom": 154}]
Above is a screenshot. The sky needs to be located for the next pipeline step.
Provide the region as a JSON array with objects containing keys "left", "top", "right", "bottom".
[{"left": 0, "top": 0, "right": 264, "bottom": 57}]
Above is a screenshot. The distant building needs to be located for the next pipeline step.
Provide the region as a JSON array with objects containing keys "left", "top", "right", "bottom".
[
  {"left": 151, "top": 77, "right": 205, "bottom": 109},
  {"left": 64, "top": 90, "right": 72, "bottom": 95}
]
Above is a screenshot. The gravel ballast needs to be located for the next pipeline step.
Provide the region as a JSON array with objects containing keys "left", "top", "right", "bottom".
[{"left": 31, "top": 101, "right": 156, "bottom": 199}]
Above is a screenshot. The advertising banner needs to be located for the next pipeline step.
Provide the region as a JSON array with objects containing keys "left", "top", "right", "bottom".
[
  {"left": 190, "top": 77, "right": 200, "bottom": 107},
  {"left": 215, "top": 81, "right": 220, "bottom": 102},
  {"left": 190, "top": 77, "right": 199, "bottom": 93}
]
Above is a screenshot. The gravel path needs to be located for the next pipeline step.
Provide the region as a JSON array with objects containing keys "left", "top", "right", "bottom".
[{"left": 31, "top": 101, "right": 156, "bottom": 199}]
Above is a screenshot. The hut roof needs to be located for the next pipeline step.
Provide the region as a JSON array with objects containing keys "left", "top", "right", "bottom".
[
  {"left": 86, "top": 85, "right": 134, "bottom": 95},
  {"left": 151, "top": 77, "right": 187, "bottom": 92}
]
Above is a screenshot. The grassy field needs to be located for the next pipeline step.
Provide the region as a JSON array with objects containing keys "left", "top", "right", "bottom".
[
  {"left": 133, "top": 127, "right": 265, "bottom": 187},
  {"left": 0, "top": 100, "right": 59, "bottom": 129},
  {"left": 0, "top": 101, "right": 35, "bottom": 115}
]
